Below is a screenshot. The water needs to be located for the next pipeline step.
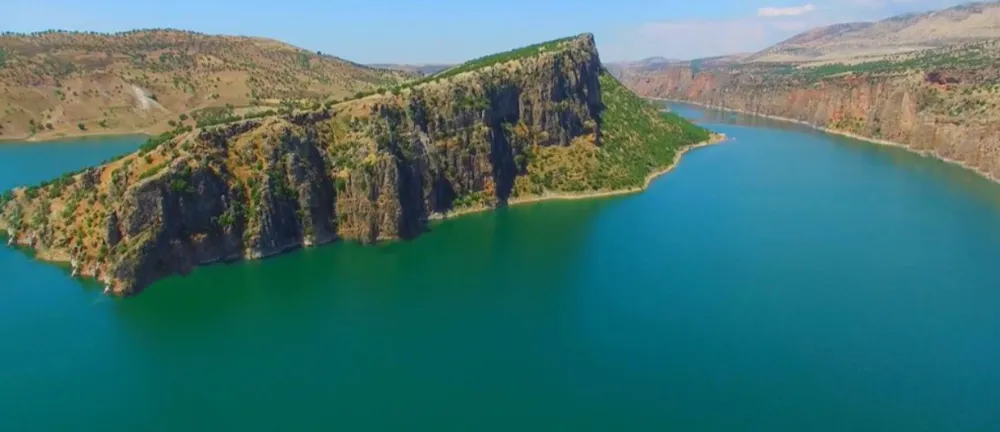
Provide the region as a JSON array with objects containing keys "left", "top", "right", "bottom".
[{"left": 2, "top": 111, "right": 1000, "bottom": 431}]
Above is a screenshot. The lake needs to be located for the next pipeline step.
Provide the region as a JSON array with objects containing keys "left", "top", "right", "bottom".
[{"left": 1, "top": 106, "right": 999, "bottom": 431}]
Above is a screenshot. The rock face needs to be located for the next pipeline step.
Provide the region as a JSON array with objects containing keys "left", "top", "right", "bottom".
[
  {"left": 0, "top": 33, "right": 711, "bottom": 295},
  {"left": 621, "top": 57, "right": 1000, "bottom": 181}
]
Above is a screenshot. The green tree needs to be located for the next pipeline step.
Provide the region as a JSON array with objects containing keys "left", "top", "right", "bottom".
[{"left": 77, "top": 123, "right": 86, "bottom": 131}]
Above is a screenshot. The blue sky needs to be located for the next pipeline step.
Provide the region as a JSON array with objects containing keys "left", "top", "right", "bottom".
[{"left": 1, "top": 0, "right": 972, "bottom": 63}]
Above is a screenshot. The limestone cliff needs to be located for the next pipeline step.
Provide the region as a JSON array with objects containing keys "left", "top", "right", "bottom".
[
  {"left": 621, "top": 41, "right": 1000, "bottom": 181},
  {"left": 0, "top": 33, "right": 712, "bottom": 296}
]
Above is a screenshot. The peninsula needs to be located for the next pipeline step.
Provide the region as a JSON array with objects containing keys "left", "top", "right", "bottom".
[{"left": 0, "top": 33, "right": 716, "bottom": 295}]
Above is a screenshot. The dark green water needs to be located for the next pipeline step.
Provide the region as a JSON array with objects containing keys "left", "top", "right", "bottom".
[{"left": 2, "top": 108, "right": 1000, "bottom": 431}]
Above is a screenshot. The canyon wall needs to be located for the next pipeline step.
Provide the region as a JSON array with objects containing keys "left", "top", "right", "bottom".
[{"left": 622, "top": 64, "right": 1000, "bottom": 181}]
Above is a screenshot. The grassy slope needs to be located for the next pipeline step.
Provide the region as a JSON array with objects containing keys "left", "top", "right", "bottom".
[
  {"left": 778, "top": 40, "right": 1000, "bottom": 83},
  {"left": 516, "top": 71, "right": 710, "bottom": 195}
]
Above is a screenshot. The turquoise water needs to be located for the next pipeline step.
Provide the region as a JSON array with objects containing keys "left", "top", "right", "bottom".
[{"left": 2, "top": 109, "right": 1000, "bottom": 430}]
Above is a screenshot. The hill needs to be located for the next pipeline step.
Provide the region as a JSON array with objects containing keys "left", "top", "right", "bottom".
[
  {"left": 0, "top": 29, "right": 414, "bottom": 140},
  {"left": 604, "top": 56, "right": 687, "bottom": 78},
  {"left": 746, "top": 1, "right": 1000, "bottom": 63},
  {"left": 0, "top": 33, "right": 716, "bottom": 296},
  {"left": 368, "top": 63, "right": 455, "bottom": 76}
]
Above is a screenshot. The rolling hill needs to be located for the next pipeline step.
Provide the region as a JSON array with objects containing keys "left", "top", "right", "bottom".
[
  {"left": 368, "top": 63, "right": 455, "bottom": 76},
  {"left": 0, "top": 29, "right": 414, "bottom": 140},
  {"left": 746, "top": 1, "right": 1000, "bottom": 63}
]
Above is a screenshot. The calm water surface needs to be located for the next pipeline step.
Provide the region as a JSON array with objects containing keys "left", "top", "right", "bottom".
[{"left": 2, "top": 109, "right": 999, "bottom": 431}]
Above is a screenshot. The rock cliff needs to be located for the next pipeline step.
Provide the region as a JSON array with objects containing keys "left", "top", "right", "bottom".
[
  {"left": 0, "top": 33, "right": 712, "bottom": 295},
  {"left": 621, "top": 40, "right": 1000, "bottom": 181}
]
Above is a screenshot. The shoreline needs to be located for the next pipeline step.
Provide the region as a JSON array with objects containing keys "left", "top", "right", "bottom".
[
  {"left": 430, "top": 134, "right": 728, "bottom": 221},
  {"left": 0, "top": 129, "right": 153, "bottom": 144},
  {"left": 655, "top": 97, "right": 1000, "bottom": 184}
]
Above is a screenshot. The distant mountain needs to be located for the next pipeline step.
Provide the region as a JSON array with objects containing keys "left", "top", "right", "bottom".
[
  {"left": 369, "top": 63, "right": 455, "bottom": 76},
  {"left": 633, "top": 56, "right": 679, "bottom": 66},
  {"left": 604, "top": 56, "right": 684, "bottom": 77},
  {"left": 747, "top": 1, "right": 1000, "bottom": 63},
  {"left": 605, "top": 53, "right": 748, "bottom": 79},
  {"left": 0, "top": 29, "right": 413, "bottom": 140}
]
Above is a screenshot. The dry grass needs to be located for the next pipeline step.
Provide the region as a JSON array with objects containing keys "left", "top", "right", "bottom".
[
  {"left": 0, "top": 29, "right": 414, "bottom": 140},
  {"left": 747, "top": 2, "right": 1000, "bottom": 64}
]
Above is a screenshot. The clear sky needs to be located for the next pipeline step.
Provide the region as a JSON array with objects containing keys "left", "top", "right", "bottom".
[{"left": 1, "top": 0, "right": 972, "bottom": 64}]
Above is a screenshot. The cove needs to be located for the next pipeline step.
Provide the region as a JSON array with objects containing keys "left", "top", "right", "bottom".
[{"left": 2, "top": 106, "right": 1000, "bottom": 431}]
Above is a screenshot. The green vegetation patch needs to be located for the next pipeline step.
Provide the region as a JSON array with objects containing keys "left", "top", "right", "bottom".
[
  {"left": 139, "top": 125, "right": 193, "bottom": 154},
  {"left": 517, "top": 71, "right": 711, "bottom": 195},
  {"left": 591, "top": 71, "right": 710, "bottom": 189},
  {"left": 431, "top": 36, "right": 575, "bottom": 80}
]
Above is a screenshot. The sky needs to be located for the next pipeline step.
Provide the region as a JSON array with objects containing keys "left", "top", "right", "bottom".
[{"left": 0, "top": 0, "right": 976, "bottom": 64}]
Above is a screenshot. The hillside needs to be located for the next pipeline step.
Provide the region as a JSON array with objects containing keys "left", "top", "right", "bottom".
[
  {"left": 369, "top": 63, "right": 455, "bottom": 76},
  {"left": 0, "top": 33, "right": 715, "bottom": 296},
  {"left": 0, "top": 29, "right": 414, "bottom": 140},
  {"left": 746, "top": 1, "right": 1000, "bottom": 63},
  {"left": 618, "top": 3, "right": 1000, "bottom": 182}
]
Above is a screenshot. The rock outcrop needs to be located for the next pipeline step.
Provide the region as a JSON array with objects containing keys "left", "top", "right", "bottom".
[{"left": 0, "top": 33, "right": 712, "bottom": 295}]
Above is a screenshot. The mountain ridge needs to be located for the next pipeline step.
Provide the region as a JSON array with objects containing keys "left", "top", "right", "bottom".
[{"left": 746, "top": 1, "right": 1000, "bottom": 63}]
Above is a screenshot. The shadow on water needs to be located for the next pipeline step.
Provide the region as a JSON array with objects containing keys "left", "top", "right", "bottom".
[{"left": 109, "top": 197, "right": 616, "bottom": 332}]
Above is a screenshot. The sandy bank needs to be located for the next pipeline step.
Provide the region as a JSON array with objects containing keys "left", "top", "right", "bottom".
[{"left": 0, "top": 129, "right": 152, "bottom": 144}]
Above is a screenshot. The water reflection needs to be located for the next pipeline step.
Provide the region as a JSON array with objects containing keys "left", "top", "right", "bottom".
[{"left": 668, "top": 101, "right": 1000, "bottom": 212}]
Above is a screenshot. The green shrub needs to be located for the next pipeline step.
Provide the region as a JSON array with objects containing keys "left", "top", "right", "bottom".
[{"left": 138, "top": 163, "right": 166, "bottom": 180}]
